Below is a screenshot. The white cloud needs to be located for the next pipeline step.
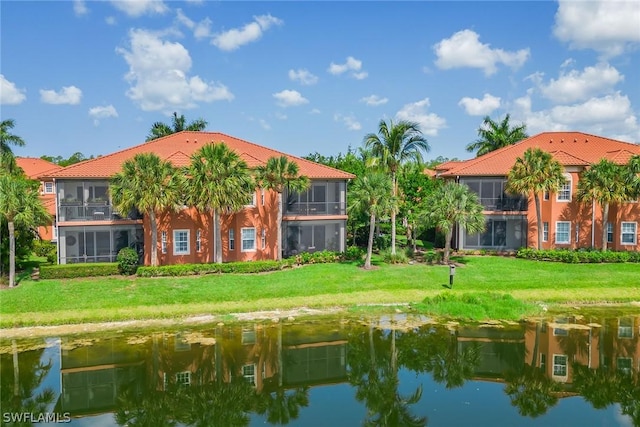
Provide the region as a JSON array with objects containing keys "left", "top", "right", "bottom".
[
  {"left": 105, "top": 16, "right": 117, "bottom": 25},
  {"left": 176, "top": 9, "right": 212, "bottom": 40},
  {"left": 288, "top": 69, "right": 318, "bottom": 85},
  {"left": 0, "top": 75, "right": 27, "bottom": 105},
  {"left": 88, "top": 105, "right": 118, "bottom": 125},
  {"left": 212, "top": 14, "right": 283, "bottom": 51},
  {"left": 40, "top": 86, "right": 82, "bottom": 105},
  {"left": 433, "top": 29, "right": 530, "bottom": 76},
  {"left": 458, "top": 93, "right": 501, "bottom": 116},
  {"left": 116, "top": 29, "right": 233, "bottom": 111},
  {"left": 275, "top": 111, "right": 288, "bottom": 120},
  {"left": 538, "top": 62, "right": 624, "bottom": 103},
  {"left": 334, "top": 113, "right": 361, "bottom": 131},
  {"left": 273, "top": 89, "right": 308, "bottom": 107},
  {"left": 560, "top": 58, "right": 575, "bottom": 69},
  {"left": 360, "top": 95, "right": 388, "bottom": 106},
  {"left": 328, "top": 56, "right": 368, "bottom": 79},
  {"left": 259, "top": 119, "right": 271, "bottom": 130},
  {"left": 309, "top": 108, "right": 321, "bottom": 115},
  {"left": 110, "top": 0, "right": 168, "bottom": 17},
  {"left": 554, "top": 0, "right": 640, "bottom": 57},
  {"left": 73, "top": 0, "right": 88, "bottom": 16},
  {"left": 395, "top": 98, "right": 446, "bottom": 137}
]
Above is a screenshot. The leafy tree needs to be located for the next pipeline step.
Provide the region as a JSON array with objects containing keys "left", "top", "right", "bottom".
[
  {"left": 1, "top": 119, "right": 26, "bottom": 176},
  {"left": 110, "top": 153, "right": 184, "bottom": 266},
  {"left": 188, "top": 143, "right": 254, "bottom": 263},
  {"left": 41, "top": 152, "right": 95, "bottom": 167},
  {"left": 0, "top": 175, "right": 50, "bottom": 287},
  {"left": 255, "top": 156, "right": 310, "bottom": 260},
  {"left": 364, "top": 119, "right": 429, "bottom": 255},
  {"left": 466, "top": 114, "right": 528, "bottom": 157},
  {"left": 625, "top": 154, "right": 640, "bottom": 199},
  {"left": 422, "top": 182, "right": 485, "bottom": 264},
  {"left": 146, "top": 112, "right": 208, "bottom": 141},
  {"left": 577, "top": 159, "right": 629, "bottom": 251},
  {"left": 507, "top": 148, "right": 566, "bottom": 250},
  {"left": 348, "top": 173, "right": 395, "bottom": 269}
]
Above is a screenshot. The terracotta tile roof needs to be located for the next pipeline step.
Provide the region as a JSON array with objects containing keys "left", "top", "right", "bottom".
[
  {"left": 435, "top": 160, "right": 463, "bottom": 171},
  {"left": 45, "top": 131, "right": 355, "bottom": 180},
  {"left": 423, "top": 168, "right": 436, "bottom": 177},
  {"left": 440, "top": 132, "right": 640, "bottom": 177},
  {"left": 16, "top": 157, "right": 62, "bottom": 179}
]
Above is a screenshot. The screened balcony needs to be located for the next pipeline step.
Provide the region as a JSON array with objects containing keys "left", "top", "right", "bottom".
[
  {"left": 56, "top": 179, "right": 142, "bottom": 222},
  {"left": 461, "top": 178, "right": 528, "bottom": 212},
  {"left": 284, "top": 181, "right": 347, "bottom": 216}
]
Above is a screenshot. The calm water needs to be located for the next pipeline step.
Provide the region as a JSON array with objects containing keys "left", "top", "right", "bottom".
[{"left": 1, "top": 313, "right": 638, "bottom": 426}]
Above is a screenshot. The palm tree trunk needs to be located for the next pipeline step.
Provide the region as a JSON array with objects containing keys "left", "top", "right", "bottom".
[
  {"left": 534, "top": 194, "right": 543, "bottom": 250},
  {"left": 601, "top": 203, "right": 610, "bottom": 251},
  {"left": 443, "top": 228, "right": 453, "bottom": 264},
  {"left": 9, "top": 220, "right": 15, "bottom": 288},
  {"left": 12, "top": 339, "right": 19, "bottom": 397},
  {"left": 365, "top": 213, "right": 376, "bottom": 269},
  {"left": 391, "top": 173, "right": 397, "bottom": 255},
  {"left": 149, "top": 211, "right": 158, "bottom": 266},
  {"left": 214, "top": 210, "right": 223, "bottom": 263},
  {"left": 412, "top": 220, "right": 417, "bottom": 252},
  {"left": 277, "top": 192, "right": 283, "bottom": 261}
]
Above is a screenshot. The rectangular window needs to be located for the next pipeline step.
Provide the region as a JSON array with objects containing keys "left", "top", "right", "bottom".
[
  {"left": 261, "top": 188, "right": 265, "bottom": 206},
  {"left": 176, "top": 371, "right": 191, "bottom": 386},
  {"left": 618, "top": 318, "right": 634, "bottom": 338},
  {"left": 617, "top": 358, "right": 633, "bottom": 374},
  {"left": 196, "top": 229, "right": 202, "bottom": 252},
  {"left": 241, "top": 228, "right": 256, "bottom": 252},
  {"left": 621, "top": 222, "right": 637, "bottom": 245},
  {"left": 229, "top": 228, "right": 235, "bottom": 250},
  {"left": 555, "top": 222, "right": 570, "bottom": 244},
  {"left": 173, "top": 230, "right": 190, "bottom": 255},
  {"left": 540, "top": 353, "right": 546, "bottom": 372},
  {"left": 161, "top": 231, "right": 167, "bottom": 254},
  {"left": 543, "top": 191, "right": 549, "bottom": 201},
  {"left": 261, "top": 228, "right": 266, "bottom": 249},
  {"left": 553, "top": 354, "right": 568, "bottom": 377},
  {"left": 242, "top": 364, "right": 256, "bottom": 386},
  {"left": 607, "top": 222, "right": 614, "bottom": 243},
  {"left": 44, "top": 182, "right": 54, "bottom": 194},
  {"left": 245, "top": 191, "right": 256, "bottom": 207},
  {"left": 543, "top": 222, "right": 549, "bottom": 242},
  {"left": 557, "top": 175, "right": 572, "bottom": 201}
]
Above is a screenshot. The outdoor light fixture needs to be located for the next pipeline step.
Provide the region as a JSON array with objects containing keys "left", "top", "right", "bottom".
[{"left": 449, "top": 264, "right": 456, "bottom": 288}]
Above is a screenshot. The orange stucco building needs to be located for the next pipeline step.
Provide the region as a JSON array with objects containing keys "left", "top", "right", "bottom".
[
  {"left": 438, "top": 132, "right": 640, "bottom": 251},
  {"left": 44, "top": 131, "right": 354, "bottom": 265}
]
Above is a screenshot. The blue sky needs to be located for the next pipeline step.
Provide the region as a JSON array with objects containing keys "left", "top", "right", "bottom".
[{"left": 2, "top": 0, "right": 639, "bottom": 163}]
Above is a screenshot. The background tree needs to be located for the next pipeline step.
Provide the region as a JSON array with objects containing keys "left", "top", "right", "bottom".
[
  {"left": 625, "top": 154, "right": 640, "bottom": 199},
  {"left": 188, "top": 143, "right": 254, "bottom": 263},
  {"left": 507, "top": 148, "right": 566, "bottom": 250},
  {"left": 0, "top": 175, "right": 50, "bottom": 287},
  {"left": 422, "top": 181, "right": 485, "bottom": 264},
  {"left": 348, "top": 173, "right": 395, "bottom": 269},
  {"left": 1, "top": 119, "right": 26, "bottom": 176},
  {"left": 364, "top": 119, "right": 429, "bottom": 256},
  {"left": 146, "top": 112, "right": 208, "bottom": 141},
  {"left": 255, "top": 156, "right": 310, "bottom": 260},
  {"left": 466, "top": 114, "right": 528, "bottom": 157},
  {"left": 41, "top": 151, "right": 95, "bottom": 167},
  {"left": 577, "top": 159, "right": 629, "bottom": 251},
  {"left": 110, "top": 153, "right": 184, "bottom": 266}
]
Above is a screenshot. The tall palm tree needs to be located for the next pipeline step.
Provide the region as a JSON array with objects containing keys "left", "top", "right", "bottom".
[
  {"left": 625, "top": 154, "right": 640, "bottom": 199},
  {"left": 423, "top": 181, "right": 485, "bottom": 264},
  {"left": 507, "top": 148, "right": 566, "bottom": 250},
  {"left": 466, "top": 114, "right": 528, "bottom": 157},
  {"left": 0, "top": 175, "right": 50, "bottom": 287},
  {"left": 110, "top": 153, "right": 184, "bottom": 266},
  {"left": 1, "top": 119, "right": 26, "bottom": 174},
  {"left": 348, "top": 173, "right": 395, "bottom": 269},
  {"left": 188, "top": 143, "right": 254, "bottom": 263},
  {"left": 364, "top": 119, "right": 429, "bottom": 255},
  {"left": 254, "top": 156, "right": 310, "bottom": 260},
  {"left": 146, "top": 112, "right": 208, "bottom": 141},
  {"left": 577, "top": 159, "right": 629, "bottom": 251}
]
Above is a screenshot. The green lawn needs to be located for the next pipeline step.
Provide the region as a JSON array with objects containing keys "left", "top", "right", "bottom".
[{"left": 1, "top": 256, "right": 639, "bottom": 327}]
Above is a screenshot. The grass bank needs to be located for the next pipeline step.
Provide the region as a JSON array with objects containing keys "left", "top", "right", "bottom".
[{"left": 1, "top": 256, "right": 639, "bottom": 328}]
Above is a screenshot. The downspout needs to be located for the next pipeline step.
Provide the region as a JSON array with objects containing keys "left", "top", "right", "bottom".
[
  {"left": 54, "top": 178, "right": 60, "bottom": 264},
  {"left": 455, "top": 176, "right": 460, "bottom": 250},
  {"left": 591, "top": 199, "right": 595, "bottom": 248}
]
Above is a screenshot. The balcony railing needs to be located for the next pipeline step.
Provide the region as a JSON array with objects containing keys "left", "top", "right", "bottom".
[
  {"left": 285, "top": 202, "right": 346, "bottom": 216},
  {"left": 480, "top": 197, "right": 528, "bottom": 212},
  {"left": 58, "top": 204, "right": 142, "bottom": 222}
]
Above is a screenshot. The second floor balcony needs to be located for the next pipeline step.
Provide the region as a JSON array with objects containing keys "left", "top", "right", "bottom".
[
  {"left": 480, "top": 195, "right": 528, "bottom": 212},
  {"left": 284, "top": 180, "right": 347, "bottom": 217}
]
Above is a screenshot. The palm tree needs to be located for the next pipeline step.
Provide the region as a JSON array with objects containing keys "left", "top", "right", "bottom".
[
  {"left": 577, "top": 159, "right": 629, "bottom": 251},
  {"left": 625, "top": 154, "right": 640, "bottom": 199},
  {"left": 188, "top": 143, "right": 254, "bottom": 263},
  {"left": 254, "top": 156, "right": 310, "bottom": 260},
  {"left": 423, "top": 181, "right": 485, "bottom": 264},
  {"left": 1, "top": 119, "right": 26, "bottom": 174},
  {"left": 110, "top": 153, "right": 184, "bottom": 266},
  {"left": 504, "top": 364, "right": 561, "bottom": 418},
  {"left": 348, "top": 173, "right": 395, "bottom": 269},
  {"left": 507, "top": 148, "right": 566, "bottom": 250},
  {"left": 0, "top": 175, "right": 50, "bottom": 287},
  {"left": 466, "top": 114, "right": 528, "bottom": 157},
  {"left": 364, "top": 119, "right": 429, "bottom": 255},
  {"left": 146, "top": 112, "right": 208, "bottom": 141}
]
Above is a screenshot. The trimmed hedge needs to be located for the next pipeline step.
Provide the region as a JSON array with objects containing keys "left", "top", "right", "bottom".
[
  {"left": 40, "top": 263, "right": 120, "bottom": 279},
  {"left": 516, "top": 248, "right": 640, "bottom": 263}
]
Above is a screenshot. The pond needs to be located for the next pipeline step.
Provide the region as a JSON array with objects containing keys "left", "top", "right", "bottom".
[{"left": 1, "top": 313, "right": 638, "bottom": 426}]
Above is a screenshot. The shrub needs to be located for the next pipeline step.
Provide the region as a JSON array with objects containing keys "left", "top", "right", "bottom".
[
  {"left": 517, "top": 248, "right": 638, "bottom": 263},
  {"left": 137, "top": 260, "right": 290, "bottom": 277},
  {"left": 381, "top": 248, "right": 408, "bottom": 264},
  {"left": 344, "top": 245, "right": 364, "bottom": 261},
  {"left": 40, "top": 263, "right": 119, "bottom": 279},
  {"left": 374, "top": 234, "right": 391, "bottom": 250},
  {"left": 117, "top": 247, "right": 139, "bottom": 275},
  {"left": 33, "top": 240, "right": 57, "bottom": 264}
]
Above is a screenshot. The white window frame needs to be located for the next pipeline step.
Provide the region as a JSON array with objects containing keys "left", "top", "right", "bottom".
[
  {"left": 176, "top": 371, "right": 191, "bottom": 386},
  {"left": 552, "top": 354, "right": 568, "bottom": 378},
  {"left": 555, "top": 221, "right": 570, "bottom": 244},
  {"left": 542, "top": 222, "right": 549, "bottom": 242},
  {"left": 245, "top": 191, "right": 257, "bottom": 207},
  {"left": 618, "top": 318, "right": 634, "bottom": 338},
  {"left": 242, "top": 364, "right": 256, "bottom": 386},
  {"left": 607, "top": 222, "right": 614, "bottom": 244},
  {"left": 161, "top": 231, "right": 167, "bottom": 254},
  {"left": 557, "top": 174, "right": 572, "bottom": 202},
  {"left": 44, "top": 181, "right": 54, "bottom": 194},
  {"left": 261, "top": 228, "right": 266, "bottom": 249},
  {"left": 196, "top": 229, "right": 202, "bottom": 252},
  {"left": 173, "top": 229, "right": 190, "bottom": 255},
  {"left": 241, "top": 227, "right": 256, "bottom": 252},
  {"left": 543, "top": 190, "right": 549, "bottom": 201},
  {"left": 229, "top": 228, "right": 235, "bottom": 251},
  {"left": 617, "top": 357, "right": 633, "bottom": 374},
  {"left": 261, "top": 188, "right": 265, "bottom": 206},
  {"left": 621, "top": 222, "right": 637, "bottom": 245}
]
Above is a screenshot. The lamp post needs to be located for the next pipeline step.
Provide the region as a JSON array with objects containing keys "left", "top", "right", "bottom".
[{"left": 449, "top": 264, "right": 456, "bottom": 288}]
